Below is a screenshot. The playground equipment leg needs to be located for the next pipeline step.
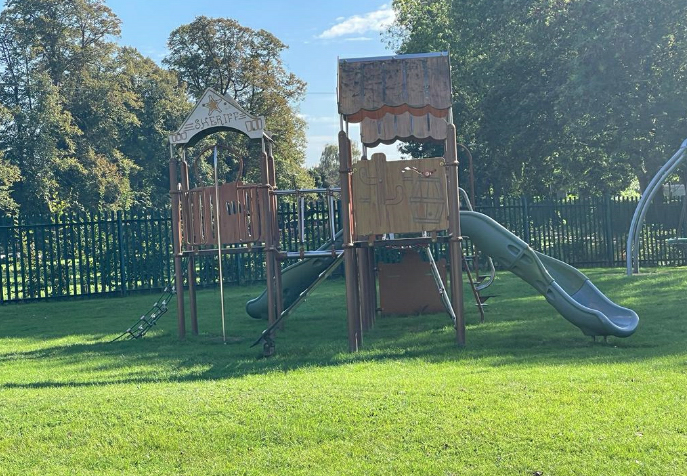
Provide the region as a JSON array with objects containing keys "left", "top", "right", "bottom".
[
  {"left": 445, "top": 124, "right": 466, "bottom": 345},
  {"left": 187, "top": 255, "right": 198, "bottom": 335},
  {"left": 367, "top": 247, "right": 377, "bottom": 328},
  {"left": 339, "top": 131, "right": 363, "bottom": 351},
  {"left": 174, "top": 255, "right": 185, "bottom": 339},
  {"left": 358, "top": 246, "right": 374, "bottom": 332},
  {"left": 345, "top": 246, "right": 362, "bottom": 351}
]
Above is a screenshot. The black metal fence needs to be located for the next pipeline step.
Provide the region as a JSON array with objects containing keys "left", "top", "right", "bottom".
[{"left": 1, "top": 195, "right": 685, "bottom": 302}]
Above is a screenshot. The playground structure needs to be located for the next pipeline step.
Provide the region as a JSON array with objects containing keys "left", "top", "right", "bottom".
[
  {"left": 249, "top": 52, "right": 637, "bottom": 349},
  {"left": 167, "top": 87, "right": 346, "bottom": 352},
  {"left": 627, "top": 138, "right": 687, "bottom": 275},
  {"left": 167, "top": 88, "right": 284, "bottom": 345},
  {"left": 335, "top": 52, "right": 466, "bottom": 351},
  {"left": 165, "top": 52, "right": 639, "bottom": 354}
]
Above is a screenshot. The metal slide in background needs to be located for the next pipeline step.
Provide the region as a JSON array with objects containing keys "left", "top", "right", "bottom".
[
  {"left": 461, "top": 211, "right": 639, "bottom": 338},
  {"left": 246, "top": 231, "right": 344, "bottom": 320}
]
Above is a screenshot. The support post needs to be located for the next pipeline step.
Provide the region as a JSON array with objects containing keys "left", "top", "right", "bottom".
[
  {"left": 339, "top": 131, "right": 362, "bottom": 351},
  {"left": 169, "top": 153, "right": 185, "bottom": 339},
  {"left": 259, "top": 146, "right": 278, "bottom": 354},
  {"left": 445, "top": 124, "right": 465, "bottom": 346},
  {"left": 116, "top": 210, "right": 127, "bottom": 296},
  {"left": 267, "top": 142, "right": 284, "bottom": 326},
  {"left": 357, "top": 246, "right": 372, "bottom": 332},
  {"left": 180, "top": 158, "right": 198, "bottom": 334}
]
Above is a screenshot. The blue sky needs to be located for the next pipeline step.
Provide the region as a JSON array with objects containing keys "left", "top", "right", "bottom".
[{"left": 101, "top": 1, "right": 402, "bottom": 166}]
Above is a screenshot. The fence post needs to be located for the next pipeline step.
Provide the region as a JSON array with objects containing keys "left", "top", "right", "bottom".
[
  {"left": 603, "top": 194, "right": 614, "bottom": 266},
  {"left": 521, "top": 196, "right": 531, "bottom": 244},
  {"left": 116, "top": 210, "right": 127, "bottom": 295}
]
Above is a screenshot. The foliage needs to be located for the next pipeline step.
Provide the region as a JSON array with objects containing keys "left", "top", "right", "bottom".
[
  {"left": 0, "top": 153, "right": 20, "bottom": 214},
  {"left": 0, "top": 0, "right": 190, "bottom": 214},
  {"left": 388, "top": 0, "right": 687, "bottom": 198},
  {"left": 164, "top": 16, "right": 313, "bottom": 190},
  {"left": 1, "top": 268, "right": 687, "bottom": 474},
  {"left": 310, "top": 142, "right": 361, "bottom": 188}
]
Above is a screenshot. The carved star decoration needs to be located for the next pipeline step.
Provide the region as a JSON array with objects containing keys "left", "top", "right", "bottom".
[{"left": 203, "top": 96, "right": 223, "bottom": 115}]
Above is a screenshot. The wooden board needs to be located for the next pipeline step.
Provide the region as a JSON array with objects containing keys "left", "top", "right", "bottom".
[
  {"left": 352, "top": 154, "right": 448, "bottom": 237},
  {"left": 378, "top": 250, "right": 447, "bottom": 315},
  {"left": 182, "top": 183, "right": 265, "bottom": 247},
  {"left": 338, "top": 52, "right": 452, "bottom": 123},
  {"left": 360, "top": 111, "right": 448, "bottom": 147}
]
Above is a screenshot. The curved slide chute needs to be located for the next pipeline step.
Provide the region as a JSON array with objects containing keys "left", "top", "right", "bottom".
[
  {"left": 246, "top": 231, "right": 344, "bottom": 320},
  {"left": 461, "top": 211, "right": 638, "bottom": 337}
]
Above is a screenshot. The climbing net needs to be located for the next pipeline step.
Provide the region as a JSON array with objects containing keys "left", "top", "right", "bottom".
[{"left": 111, "top": 285, "right": 176, "bottom": 342}]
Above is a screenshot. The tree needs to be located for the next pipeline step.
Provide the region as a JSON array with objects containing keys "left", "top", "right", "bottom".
[
  {"left": 387, "top": 0, "right": 687, "bottom": 197},
  {"left": 310, "top": 142, "right": 362, "bottom": 188},
  {"left": 0, "top": 0, "right": 189, "bottom": 213},
  {"left": 163, "top": 16, "right": 313, "bottom": 190}
]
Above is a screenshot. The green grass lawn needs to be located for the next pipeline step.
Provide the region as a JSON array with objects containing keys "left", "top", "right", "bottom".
[{"left": 1, "top": 267, "right": 686, "bottom": 475}]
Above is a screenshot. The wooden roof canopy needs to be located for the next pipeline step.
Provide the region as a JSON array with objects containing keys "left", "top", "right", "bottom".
[{"left": 337, "top": 52, "right": 452, "bottom": 147}]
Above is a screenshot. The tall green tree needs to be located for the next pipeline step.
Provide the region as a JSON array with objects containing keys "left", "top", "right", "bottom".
[
  {"left": 388, "top": 0, "right": 687, "bottom": 197},
  {"left": 163, "top": 16, "right": 312, "bottom": 190},
  {"left": 0, "top": 0, "right": 189, "bottom": 214},
  {"left": 310, "top": 142, "right": 361, "bottom": 188}
]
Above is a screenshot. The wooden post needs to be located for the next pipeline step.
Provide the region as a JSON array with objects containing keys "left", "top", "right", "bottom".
[
  {"left": 339, "top": 131, "right": 362, "bottom": 351},
  {"left": 358, "top": 246, "right": 376, "bottom": 332},
  {"left": 369, "top": 247, "right": 377, "bottom": 327},
  {"left": 180, "top": 158, "right": 198, "bottom": 335},
  {"left": 259, "top": 147, "right": 278, "bottom": 352},
  {"left": 267, "top": 142, "right": 284, "bottom": 319},
  {"left": 169, "top": 153, "right": 185, "bottom": 339},
  {"left": 444, "top": 124, "right": 465, "bottom": 345},
  {"left": 357, "top": 247, "right": 371, "bottom": 332}
]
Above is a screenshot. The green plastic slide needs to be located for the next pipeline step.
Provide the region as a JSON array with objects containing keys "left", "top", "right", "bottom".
[
  {"left": 461, "top": 211, "right": 638, "bottom": 337},
  {"left": 245, "top": 231, "right": 344, "bottom": 320}
]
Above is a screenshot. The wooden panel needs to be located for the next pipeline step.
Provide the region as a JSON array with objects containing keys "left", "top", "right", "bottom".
[
  {"left": 345, "top": 104, "right": 449, "bottom": 124},
  {"left": 202, "top": 186, "right": 216, "bottom": 245},
  {"left": 361, "top": 61, "right": 383, "bottom": 112},
  {"left": 378, "top": 251, "right": 447, "bottom": 315},
  {"left": 338, "top": 53, "right": 452, "bottom": 121},
  {"left": 427, "top": 55, "right": 452, "bottom": 109},
  {"left": 181, "top": 183, "right": 266, "bottom": 246},
  {"left": 183, "top": 188, "right": 212, "bottom": 246},
  {"left": 241, "top": 186, "right": 265, "bottom": 243},
  {"left": 218, "top": 182, "right": 242, "bottom": 244},
  {"left": 188, "top": 190, "right": 204, "bottom": 245},
  {"left": 381, "top": 59, "right": 406, "bottom": 107},
  {"left": 360, "top": 111, "right": 449, "bottom": 147},
  {"left": 404, "top": 57, "right": 427, "bottom": 108},
  {"left": 352, "top": 154, "right": 449, "bottom": 237}
]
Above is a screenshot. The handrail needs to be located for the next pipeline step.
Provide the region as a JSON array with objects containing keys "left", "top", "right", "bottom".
[
  {"left": 458, "top": 187, "right": 496, "bottom": 291},
  {"left": 626, "top": 139, "right": 687, "bottom": 275}
]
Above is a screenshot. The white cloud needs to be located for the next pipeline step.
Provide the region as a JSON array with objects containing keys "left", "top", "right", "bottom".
[
  {"left": 299, "top": 113, "right": 340, "bottom": 125},
  {"left": 318, "top": 5, "right": 395, "bottom": 40}
]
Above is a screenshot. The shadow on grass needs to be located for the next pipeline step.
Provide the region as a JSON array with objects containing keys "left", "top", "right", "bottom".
[{"left": 1, "top": 269, "right": 686, "bottom": 389}]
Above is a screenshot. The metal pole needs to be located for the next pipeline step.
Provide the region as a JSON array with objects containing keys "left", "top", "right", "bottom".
[{"left": 626, "top": 139, "right": 687, "bottom": 275}]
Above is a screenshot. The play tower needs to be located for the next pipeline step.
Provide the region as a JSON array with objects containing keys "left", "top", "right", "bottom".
[
  {"left": 167, "top": 88, "right": 284, "bottom": 343},
  {"left": 336, "top": 52, "right": 466, "bottom": 351}
]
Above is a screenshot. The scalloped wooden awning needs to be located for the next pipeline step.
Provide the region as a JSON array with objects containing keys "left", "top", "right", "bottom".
[
  {"left": 338, "top": 52, "right": 452, "bottom": 146},
  {"left": 360, "top": 112, "right": 448, "bottom": 148}
]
